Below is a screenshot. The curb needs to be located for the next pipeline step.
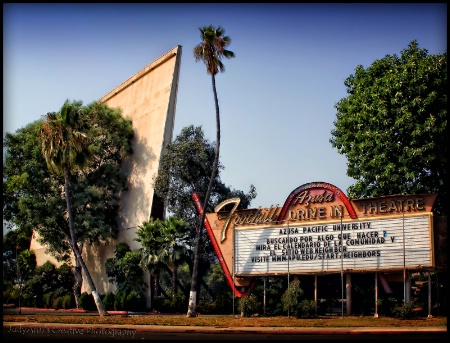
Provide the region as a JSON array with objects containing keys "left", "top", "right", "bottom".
[{"left": 8, "top": 307, "right": 159, "bottom": 316}]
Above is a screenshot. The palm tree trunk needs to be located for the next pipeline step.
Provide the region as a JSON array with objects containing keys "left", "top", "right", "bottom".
[
  {"left": 72, "top": 241, "right": 85, "bottom": 309},
  {"left": 201, "top": 278, "right": 215, "bottom": 300},
  {"left": 64, "top": 166, "right": 108, "bottom": 316},
  {"left": 172, "top": 266, "right": 177, "bottom": 298},
  {"left": 164, "top": 267, "right": 187, "bottom": 295},
  {"left": 72, "top": 263, "right": 82, "bottom": 309},
  {"left": 187, "top": 74, "right": 221, "bottom": 317},
  {"left": 72, "top": 246, "right": 107, "bottom": 315},
  {"left": 154, "top": 270, "right": 160, "bottom": 297},
  {"left": 149, "top": 273, "right": 155, "bottom": 307}
]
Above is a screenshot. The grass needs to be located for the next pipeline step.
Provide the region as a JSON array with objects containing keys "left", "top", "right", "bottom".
[{"left": 3, "top": 313, "right": 447, "bottom": 328}]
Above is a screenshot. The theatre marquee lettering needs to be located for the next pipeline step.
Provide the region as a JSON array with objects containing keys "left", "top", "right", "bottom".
[
  {"left": 234, "top": 215, "right": 433, "bottom": 275},
  {"left": 258, "top": 221, "right": 385, "bottom": 261},
  {"left": 220, "top": 192, "right": 427, "bottom": 230}
]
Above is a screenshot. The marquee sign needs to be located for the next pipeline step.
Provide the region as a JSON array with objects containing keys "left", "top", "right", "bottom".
[{"left": 193, "top": 182, "right": 438, "bottom": 297}]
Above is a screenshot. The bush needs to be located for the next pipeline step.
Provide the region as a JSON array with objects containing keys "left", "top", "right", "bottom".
[
  {"left": 237, "top": 294, "right": 261, "bottom": 317},
  {"left": 114, "top": 290, "right": 128, "bottom": 311},
  {"left": 42, "top": 292, "right": 54, "bottom": 309},
  {"left": 62, "top": 293, "right": 75, "bottom": 309},
  {"left": 196, "top": 301, "right": 217, "bottom": 315},
  {"left": 102, "top": 292, "right": 115, "bottom": 311},
  {"left": 151, "top": 295, "right": 166, "bottom": 312},
  {"left": 3, "top": 289, "right": 12, "bottom": 304},
  {"left": 377, "top": 297, "right": 400, "bottom": 317},
  {"left": 8, "top": 287, "right": 20, "bottom": 306},
  {"left": 213, "top": 293, "right": 233, "bottom": 314},
  {"left": 78, "top": 292, "right": 96, "bottom": 311},
  {"left": 124, "top": 290, "right": 146, "bottom": 312},
  {"left": 169, "top": 292, "right": 186, "bottom": 313},
  {"left": 298, "top": 299, "right": 317, "bottom": 318},
  {"left": 392, "top": 301, "right": 416, "bottom": 319},
  {"left": 21, "top": 293, "right": 34, "bottom": 307},
  {"left": 52, "top": 296, "right": 63, "bottom": 310}
]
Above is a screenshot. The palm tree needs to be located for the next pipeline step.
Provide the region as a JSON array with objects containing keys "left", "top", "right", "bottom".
[
  {"left": 188, "top": 25, "right": 235, "bottom": 317},
  {"left": 40, "top": 100, "right": 108, "bottom": 316},
  {"left": 158, "top": 217, "right": 189, "bottom": 297},
  {"left": 135, "top": 219, "right": 166, "bottom": 305}
]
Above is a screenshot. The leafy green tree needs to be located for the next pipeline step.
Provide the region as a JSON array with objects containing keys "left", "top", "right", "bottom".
[
  {"left": 3, "top": 100, "right": 134, "bottom": 315},
  {"left": 251, "top": 276, "right": 288, "bottom": 316},
  {"left": 16, "top": 249, "right": 36, "bottom": 284},
  {"left": 6, "top": 249, "right": 36, "bottom": 309},
  {"left": 330, "top": 40, "right": 447, "bottom": 215},
  {"left": 187, "top": 24, "right": 236, "bottom": 317},
  {"left": 201, "top": 262, "right": 233, "bottom": 314},
  {"left": 154, "top": 125, "right": 256, "bottom": 254},
  {"left": 2, "top": 228, "right": 33, "bottom": 293},
  {"left": 20, "top": 260, "right": 74, "bottom": 308},
  {"left": 153, "top": 125, "right": 256, "bottom": 308},
  {"left": 281, "top": 279, "right": 304, "bottom": 317},
  {"left": 105, "top": 242, "right": 145, "bottom": 293},
  {"left": 3, "top": 120, "right": 81, "bottom": 301},
  {"left": 56, "top": 263, "right": 75, "bottom": 295}
]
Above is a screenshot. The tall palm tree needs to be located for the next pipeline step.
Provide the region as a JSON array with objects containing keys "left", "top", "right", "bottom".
[
  {"left": 188, "top": 25, "right": 235, "bottom": 317},
  {"left": 40, "top": 100, "right": 108, "bottom": 316}
]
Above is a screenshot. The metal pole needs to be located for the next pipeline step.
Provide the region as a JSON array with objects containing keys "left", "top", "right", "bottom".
[
  {"left": 263, "top": 277, "right": 266, "bottom": 315},
  {"left": 232, "top": 224, "right": 235, "bottom": 316},
  {"left": 402, "top": 207, "right": 406, "bottom": 304},
  {"left": 340, "top": 209, "right": 344, "bottom": 318},
  {"left": 16, "top": 245, "right": 21, "bottom": 315},
  {"left": 427, "top": 272, "right": 432, "bottom": 318},
  {"left": 287, "top": 219, "right": 290, "bottom": 318},
  {"left": 374, "top": 272, "right": 379, "bottom": 318},
  {"left": 314, "top": 275, "right": 318, "bottom": 315},
  {"left": 436, "top": 273, "right": 440, "bottom": 316}
]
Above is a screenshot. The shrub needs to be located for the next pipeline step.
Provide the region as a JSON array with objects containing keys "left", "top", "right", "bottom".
[
  {"left": 102, "top": 292, "right": 115, "bottom": 311},
  {"left": 114, "top": 290, "right": 128, "bottom": 311},
  {"left": 7, "top": 287, "right": 20, "bottom": 306},
  {"left": 159, "top": 298, "right": 173, "bottom": 313},
  {"left": 62, "top": 293, "right": 75, "bottom": 309},
  {"left": 78, "top": 292, "right": 96, "bottom": 311},
  {"left": 151, "top": 295, "right": 166, "bottom": 312},
  {"left": 392, "top": 301, "right": 416, "bottom": 319},
  {"left": 298, "top": 299, "right": 317, "bottom": 318},
  {"left": 169, "top": 292, "right": 186, "bottom": 313},
  {"left": 237, "top": 294, "right": 261, "bottom": 317},
  {"left": 42, "top": 292, "right": 54, "bottom": 309},
  {"left": 196, "top": 301, "right": 217, "bottom": 315},
  {"left": 3, "top": 289, "right": 12, "bottom": 304},
  {"left": 124, "top": 290, "right": 146, "bottom": 312},
  {"left": 377, "top": 297, "right": 400, "bottom": 317},
  {"left": 52, "top": 296, "right": 63, "bottom": 310},
  {"left": 21, "top": 293, "right": 34, "bottom": 307},
  {"left": 213, "top": 293, "right": 233, "bottom": 314}
]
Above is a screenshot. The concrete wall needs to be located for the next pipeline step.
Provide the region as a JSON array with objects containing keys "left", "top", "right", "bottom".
[{"left": 29, "top": 45, "right": 182, "bottom": 302}]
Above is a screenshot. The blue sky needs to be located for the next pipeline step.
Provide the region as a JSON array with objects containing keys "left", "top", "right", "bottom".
[{"left": 3, "top": 3, "right": 447, "bottom": 210}]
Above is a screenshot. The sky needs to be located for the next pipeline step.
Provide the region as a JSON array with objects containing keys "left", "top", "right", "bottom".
[{"left": 3, "top": 3, "right": 447, "bottom": 211}]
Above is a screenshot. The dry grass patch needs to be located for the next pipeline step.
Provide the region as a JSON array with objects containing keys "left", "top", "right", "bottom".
[{"left": 3, "top": 314, "right": 447, "bottom": 328}]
